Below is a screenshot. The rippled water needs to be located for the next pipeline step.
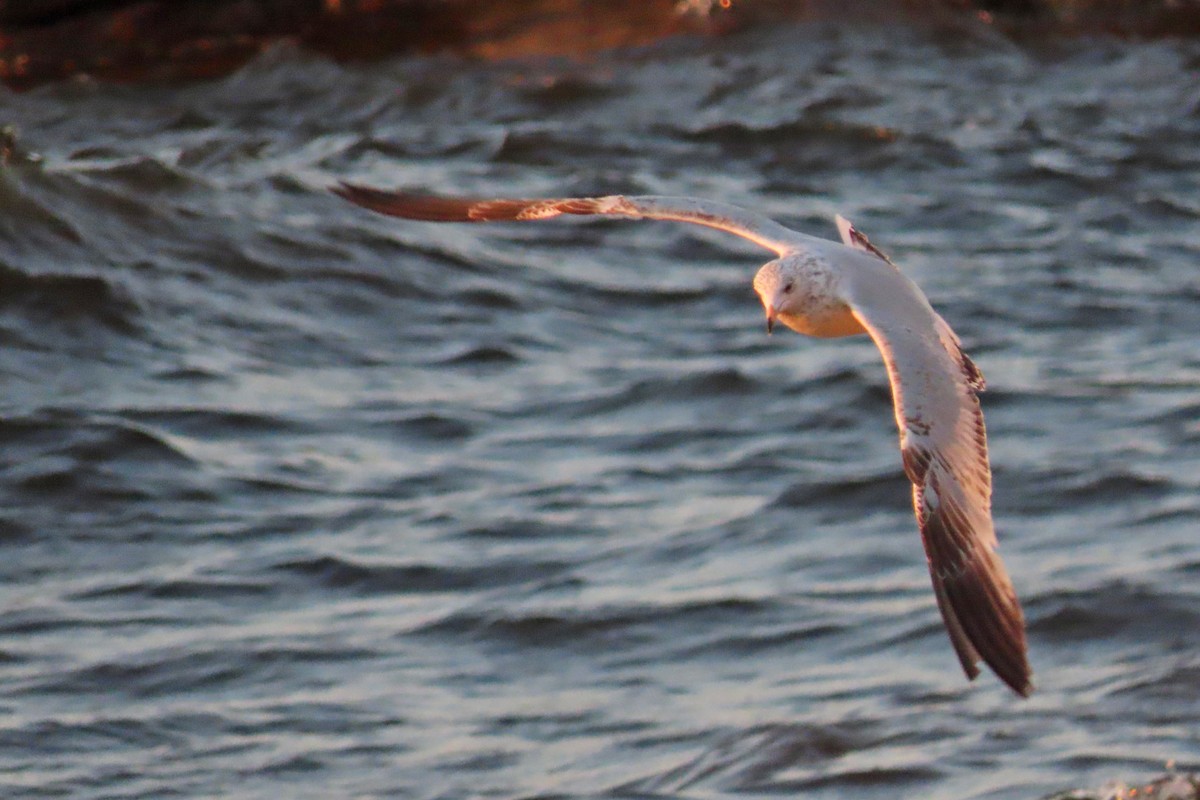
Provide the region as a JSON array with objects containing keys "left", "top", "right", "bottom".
[{"left": 2, "top": 18, "right": 1199, "bottom": 800}]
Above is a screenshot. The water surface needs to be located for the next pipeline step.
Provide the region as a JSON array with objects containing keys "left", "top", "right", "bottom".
[{"left": 2, "top": 19, "right": 1199, "bottom": 800}]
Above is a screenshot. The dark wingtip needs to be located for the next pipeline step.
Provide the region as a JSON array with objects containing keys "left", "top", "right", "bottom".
[
  {"left": 329, "top": 181, "right": 368, "bottom": 210},
  {"left": 984, "top": 647, "right": 1033, "bottom": 697},
  {"left": 1005, "top": 667, "right": 1035, "bottom": 698},
  {"left": 329, "top": 180, "right": 354, "bottom": 197},
  {"left": 964, "top": 640, "right": 1033, "bottom": 698},
  {"left": 930, "top": 539, "right": 1034, "bottom": 698},
  {"left": 1002, "top": 679, "right": 1034, "bottom": 698},
  {"left": 329, "top": 180, "right": 374, "bottom": 206},
  {"left": 328, "top": 182, "right": 487, "bottom": 222}
]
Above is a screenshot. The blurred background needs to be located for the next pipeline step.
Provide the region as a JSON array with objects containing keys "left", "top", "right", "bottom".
[
  {"left": 3, "top": 0, "right": 1200, "bottom": 89},
  {"left": 2, "top": 1, "right": 1199, "bottom": 799}
]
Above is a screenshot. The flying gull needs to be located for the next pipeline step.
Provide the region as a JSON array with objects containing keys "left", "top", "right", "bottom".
[{"left": 332, "top": 183, "right": 1033, "bottom": 697}]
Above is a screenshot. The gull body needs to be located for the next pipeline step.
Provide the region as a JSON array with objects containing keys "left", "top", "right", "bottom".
[{"left": 332, "top": 183, "right": 1033, "bottom": 697}]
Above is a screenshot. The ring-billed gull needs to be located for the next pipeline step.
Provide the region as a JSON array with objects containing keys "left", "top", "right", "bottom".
[{"left": 332, "top": 183, "right": 1033, "bottom": 697}]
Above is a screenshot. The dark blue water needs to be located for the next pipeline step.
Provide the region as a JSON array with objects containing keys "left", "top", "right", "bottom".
[{"left": 2, "top": 18, "right": 1199, "bottom": 800}]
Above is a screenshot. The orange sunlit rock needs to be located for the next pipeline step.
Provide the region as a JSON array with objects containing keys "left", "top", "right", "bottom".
[
  {"left": 1, "top": 0, "right": 1199, "bottom": 90},
  {"left": 108, "top": 10, "right": 138, "bottom": 42}
]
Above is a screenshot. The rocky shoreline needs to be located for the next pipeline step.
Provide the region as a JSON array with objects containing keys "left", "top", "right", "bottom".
[{"left": 1, "top": 0, "right": 1198, "bottom": 89}]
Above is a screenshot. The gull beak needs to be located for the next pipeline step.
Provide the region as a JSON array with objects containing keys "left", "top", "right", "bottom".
[{"left": 765, "top": 305, "right": 777, "bottom": 335}]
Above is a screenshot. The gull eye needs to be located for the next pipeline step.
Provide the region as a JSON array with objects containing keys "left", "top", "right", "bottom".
[{"left": 782, "top": 281, "right": 795, "bottom": 294}]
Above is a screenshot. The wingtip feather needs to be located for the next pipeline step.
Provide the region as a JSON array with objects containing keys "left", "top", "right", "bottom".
[
  {"left": 940, "top": 558, "right": 1034, "bottom": 697},
  {"left": 834, "top": 214, "right": 855, "bottom": 247}
]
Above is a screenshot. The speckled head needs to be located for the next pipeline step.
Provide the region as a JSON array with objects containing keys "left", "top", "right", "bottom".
[
  {"left": 752, "top": 257, "right": 867, "bottom": 339},
  {"left": 752, "top": 259, "right": 791, "bottom": 334}
]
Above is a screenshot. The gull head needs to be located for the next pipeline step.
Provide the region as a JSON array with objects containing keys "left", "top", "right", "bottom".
[
  {"left": 752, "top": 259, "right": 804, "bottom": 335},
  {"left": 752, "top": 257, "right": 867, "bottom": 339}
]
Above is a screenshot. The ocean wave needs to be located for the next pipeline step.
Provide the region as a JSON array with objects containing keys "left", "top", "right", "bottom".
[
  {"left": 1029, "top": 581, "right": 1200, "bottom": 644},
  {"left": 0, "top": 263, "right": 141, "bottom": 332},
  {"left": 274, "top": 554, "right": 574, "bottom": 596},
  {"left": 619, "top": 721, "right": 940, "bottom": 795}
]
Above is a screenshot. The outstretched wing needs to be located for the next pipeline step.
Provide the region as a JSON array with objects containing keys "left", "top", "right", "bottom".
[
  {"left": 331, "top": 183, "right": 806, "bottom": 257},
  {"left": 842, "top": 259, "right": 1032, "bottom": 696},
  {"left": 836, "top": 214, "right": 899, "bottom": 269}
]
